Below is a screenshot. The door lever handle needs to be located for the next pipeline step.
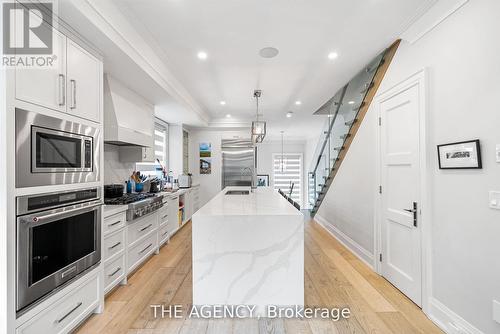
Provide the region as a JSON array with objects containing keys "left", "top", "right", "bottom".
[{"left": 404, "top": 202, "right": 418, "bottom": 227}]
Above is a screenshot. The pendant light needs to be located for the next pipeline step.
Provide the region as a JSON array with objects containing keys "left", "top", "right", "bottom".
[{"left": 251, "top": 90, "right": 266, "bottom": 143}]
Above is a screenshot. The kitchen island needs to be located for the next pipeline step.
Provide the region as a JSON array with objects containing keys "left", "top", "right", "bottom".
[{"left": 192, "top": 186, "right": 304, "bottom": 315}]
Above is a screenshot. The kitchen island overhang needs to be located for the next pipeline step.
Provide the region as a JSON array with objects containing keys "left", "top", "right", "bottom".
[{"left": 192, "top": 186, "right": 304, "bottom": 316}]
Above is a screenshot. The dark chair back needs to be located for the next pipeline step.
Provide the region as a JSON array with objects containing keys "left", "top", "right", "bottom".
[
  {"left": 293, "top": 201, "right": 300, "bottom": 211},
  {"left": 288, "top": 197, "right": 293, "bottom": 204}
]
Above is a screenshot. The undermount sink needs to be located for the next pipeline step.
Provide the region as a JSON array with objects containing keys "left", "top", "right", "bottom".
[{"left": 225, "top": 190, "right": 250, "bottom": 195}]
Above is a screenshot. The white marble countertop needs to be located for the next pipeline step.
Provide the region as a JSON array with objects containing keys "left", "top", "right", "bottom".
[
  {"left": 194, "top": 186, "right": 302, "bottom": 217},
  {"left": 103, "top": 204, "right": 128, "bottom": 218},
  {"left": 192, "top": 186, "right": 304, "bottom": 311}
]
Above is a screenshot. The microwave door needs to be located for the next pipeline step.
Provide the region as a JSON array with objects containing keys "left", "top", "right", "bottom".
[{"left": 32, "top": 127, "right": 85, "bottom": 173}]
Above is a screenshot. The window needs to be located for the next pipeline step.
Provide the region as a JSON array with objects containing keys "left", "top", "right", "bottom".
[
  {"left": 182, "top": 130, "right": 189, "bottom": 174},
  {"left": 155, "top": 121, "right": 168, "bottom": 168},
  {"left": 273, "top": 153, "right": 303, "bottom": 207}
]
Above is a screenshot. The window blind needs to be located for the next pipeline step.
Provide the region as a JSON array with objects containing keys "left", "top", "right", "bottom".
[{"left": 273, "top": 153, "right": 302, "bottom": 207}]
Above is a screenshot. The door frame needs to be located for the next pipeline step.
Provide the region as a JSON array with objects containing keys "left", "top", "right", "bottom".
[{"left": 374, "top": 69, "right": 432, "bottom": 313}]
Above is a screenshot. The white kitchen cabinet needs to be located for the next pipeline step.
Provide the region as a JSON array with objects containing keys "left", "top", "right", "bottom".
[
  {"left": 119, "top": 146, "right": 154, "bottom": 163},
  {"left": 15, "top": 27, "right": 67, "bottom": 112},
  {"left": 127, "top": 231, "right": 157, "bottom": 274},
  {"left": 66, "top": 39, "right": 101, "bottom": 122},
  {"left": 16, "top": 273, "right": 99, "bottom": 334},
  {"left": 104, "top": 254, "right": 126, "bottom": 294},
  {"left": 167, "top": 196, "right": 180, "bottom": 233},
  {"left": 15, "top": 23, "right": 102, "bottom": 123}
]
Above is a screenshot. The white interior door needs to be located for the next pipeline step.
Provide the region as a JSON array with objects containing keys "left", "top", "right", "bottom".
[{"left": 380, "top": 81, "right": 422, "bottom": 306}]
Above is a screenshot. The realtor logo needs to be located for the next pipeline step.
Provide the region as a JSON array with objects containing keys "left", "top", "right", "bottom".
[
  {"left": 2, "top": 2, "right": 56, "bottom": 67},
  {"left": 3, "top": 2, "right": 53, "bottom": 54}
]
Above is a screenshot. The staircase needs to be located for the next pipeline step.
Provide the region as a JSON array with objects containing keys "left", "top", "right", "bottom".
[{"left": 309, "top": 40, "right": 400, "bottom": 216}]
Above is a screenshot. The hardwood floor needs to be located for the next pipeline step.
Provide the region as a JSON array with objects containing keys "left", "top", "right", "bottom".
[{"left": 76, "top": 217, "right": 443, "bottom": 334}]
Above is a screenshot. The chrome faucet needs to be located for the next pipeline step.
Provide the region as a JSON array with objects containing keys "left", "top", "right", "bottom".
[{"left": 241, "top": 167, "right": 256, "bottom": 192}]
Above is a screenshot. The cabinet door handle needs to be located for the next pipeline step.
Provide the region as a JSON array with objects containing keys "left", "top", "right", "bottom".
[
  {"left": 108, "top": 267, "right": 121, "bottom": 277},
  {"left": 162, "top": 230, "right": 168, "bottom": 236},
  {"left": 58, "top": 74, "right": 65, "bottom": 106},
  {"left": 70, "top": 79, "right": 76, "bottom": 109},
  {"left": 162, "top": 214, "right": 168, "bottom": 220},
  {"left": 108, "top": 220, "right": 121, "bottom": 227},
  {"left": 139, "top": 243, "right": 153, "bottom": 254},
  {"left": 139, "top": 224, "right": 153, "bottom": 232},
  {"left": 108, "top": 241, "right": 121, "bottom": 250},
  {"left": 55, "top": 302, "right": 82, "bottom": 324}
]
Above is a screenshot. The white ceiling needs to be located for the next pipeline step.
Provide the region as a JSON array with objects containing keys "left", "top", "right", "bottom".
[{"left": 94, "top": 0, "right": 436, "bottom": 139}]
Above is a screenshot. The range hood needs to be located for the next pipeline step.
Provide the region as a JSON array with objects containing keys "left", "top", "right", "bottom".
[{"left": 103, "top": 75, "right": 154, "bottom": 147}]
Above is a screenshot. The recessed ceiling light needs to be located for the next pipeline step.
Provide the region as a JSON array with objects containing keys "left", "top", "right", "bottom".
[
  {"left": 220, "top": 101, "right": 226, "bottom": 105},
  {"left": 295, "top": 101, "right": 302, "bottom": 105},
  {"left": 286, "top": 111, "right": 293, "bottom": 118},
  {"left": 327, "top": 114, "right": 333, "bottom": 118},
  {"left": 225, "top": 114, "right": 231, "bottom": 118},
  {"left": 328, "top": 52, "right": 338, "bottom": 60},
  {"left": 348, "top": 100, "right": 355, "bottom": 105},
  {"left": 259, "top": 47, "right": 279, "bottom": 58},
  {"left": 197, "top": 51, "right": 208, "bottom": 60}
]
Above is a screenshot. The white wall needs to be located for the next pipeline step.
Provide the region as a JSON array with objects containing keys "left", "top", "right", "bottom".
[
  {"left": 317, "top": 1, "right": 500, "bottom": 333},
  {"left": 188, "top": 130, "right": 307, "bottom": 207}
]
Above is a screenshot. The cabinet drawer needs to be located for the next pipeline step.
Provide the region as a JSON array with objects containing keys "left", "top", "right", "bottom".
[
  {"left": 128, "top": 232, "right": 157, "bottom": 273},
  {"left": 17, "top": 275, "right": 99, "bottom": 334},
  {"left": 103, "top": 211, "right": 126, "bottom": 236},
  {"left": 103, "top": 229, "right": 125, "bottom": 261},
  {"left": 158, "top": 210, "right": 169, "bottom": 227},
  {"left": 127, "top": 214, "right": 157, "bottom": 246},
  {"left": 158, "top": 224, "right": 169, "bottom": 246},
  {"left": 104, "top": 254, "right": 125, "bottom": 294}
]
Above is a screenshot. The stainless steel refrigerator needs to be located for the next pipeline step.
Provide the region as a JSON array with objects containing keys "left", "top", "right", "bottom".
[{"left": 221, "top": 139, "right": 256, "bottom": 188}]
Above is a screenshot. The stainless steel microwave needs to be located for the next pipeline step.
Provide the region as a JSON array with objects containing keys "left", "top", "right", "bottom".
[{"left": 15, "top": 108, "right": 100, "bottom": 188}]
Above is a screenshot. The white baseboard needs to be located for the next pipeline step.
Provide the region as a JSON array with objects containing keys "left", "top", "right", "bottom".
[
  {"left": 314, "top": 214, "right": 374, "bottom": 269},
  {"left": 428, "top": 298, "right": 484, "bottom": 334}
]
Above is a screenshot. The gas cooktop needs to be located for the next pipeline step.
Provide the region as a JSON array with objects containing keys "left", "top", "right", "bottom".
[
  {"left": 104, "top": 193, "right": 156, "bottom": 205},
  {"left": 105, "top": 193, "right": 164, "bottom": 221}
]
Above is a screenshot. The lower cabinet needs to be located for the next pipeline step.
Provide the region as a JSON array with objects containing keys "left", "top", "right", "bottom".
[
  {"left": 158, "top": 223, "right": 169, "bottom": 246},
  {"left": 104, "top": 254, "right": 126, "bottom": 294},
  {"left": 16, "top": 272, "right": 99, "bottom": 334},
  {"left": 127, "top": 231, "right": 157, "bottom": 273}
]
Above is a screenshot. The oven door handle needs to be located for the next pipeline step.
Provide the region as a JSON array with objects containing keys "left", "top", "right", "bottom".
[{"left": 22, "top": 201, "right": 102, "bottom": 225}]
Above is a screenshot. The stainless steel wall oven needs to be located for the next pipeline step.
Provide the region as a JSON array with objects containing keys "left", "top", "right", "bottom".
[
  {"left": 16, "top": 188, "right": 102, "bottom": 312},
  {"left": 15, "top": 108, "right": 100, "bottom": 188}
]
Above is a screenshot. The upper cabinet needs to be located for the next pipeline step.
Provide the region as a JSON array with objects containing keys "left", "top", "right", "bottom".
[
  {"left": 15, "top": 28, "right": 67, "bottom": 113},
  {"left": 15, "top": 21, "right": 102, "bottom": 123},
  {"left": 66, "top": 39, "right": 101, "bottom": 123},
  {"left": 103, "top": 75, "right": 154, "bottom": 147}
]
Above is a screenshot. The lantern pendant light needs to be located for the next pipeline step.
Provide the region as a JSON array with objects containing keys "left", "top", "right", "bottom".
[{"left": 251, "top": 90, "right": 266, "bottom": 143}]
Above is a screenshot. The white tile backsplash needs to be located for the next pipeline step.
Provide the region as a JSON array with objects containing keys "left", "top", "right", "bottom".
[{"left": 104, "top": 144, "right": 135, "bottom": 185}]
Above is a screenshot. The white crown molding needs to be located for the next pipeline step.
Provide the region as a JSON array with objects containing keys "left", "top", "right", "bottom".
[
  {"left": 70, "top": 0, "right": 210, "bottom": 124},
  {"left": 400, "top": 0, "right": 470, "bottom": 44}
]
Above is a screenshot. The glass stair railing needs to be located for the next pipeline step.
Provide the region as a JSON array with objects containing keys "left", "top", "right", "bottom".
[{"left": 308, "top": 41, "right": 400, "bottom": 215}]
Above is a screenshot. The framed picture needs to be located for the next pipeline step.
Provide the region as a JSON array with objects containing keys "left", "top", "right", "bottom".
[
  {"left": 200, "top": 158, "right": 211, "bottom": 174},
  {"left": 199, "top": 142, "right": 212, "bottom": 174},
  {"left": 437, "top": 139, "right": 482, "bottom": 169},
  {"left": 256, "top": 174, "right": 269, "bottom": 187}
]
